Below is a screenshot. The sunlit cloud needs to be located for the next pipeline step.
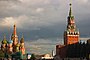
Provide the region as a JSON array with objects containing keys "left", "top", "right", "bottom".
[
  {"left": 1, "top": 17, "right": 17, "bottom": 27},
  {"left": 36, "top": 8, "right": 44, "bottom": 13}
]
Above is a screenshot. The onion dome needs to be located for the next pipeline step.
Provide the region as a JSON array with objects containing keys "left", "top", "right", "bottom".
[
  {"left": 8, "top": 40, "right": 13, "bottom": 44},
  {"left": 20, "top": 35, "right": 24, "bottom": 43},
  {"left": 2, "top": 39, "right": 7, "bottom": 44},
  {"left": 2, "top": 36, "right": 7, "bottom": 44},
  {"left": 2, "top": 40, "right": 7, "bottom": 44}
]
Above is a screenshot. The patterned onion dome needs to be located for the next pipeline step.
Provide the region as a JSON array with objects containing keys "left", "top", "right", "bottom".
[
  {"left": 2, "top": 36, "right": 7, "bottom": 44},
  {"left": 20, "top": 36, "right": 24, "bottom": 43},
  {"left": 2, "top": 39, "right": 7, "bottom": 44},
  {"left": 8, "top": 40, "right": 13, "bottom": 44}
]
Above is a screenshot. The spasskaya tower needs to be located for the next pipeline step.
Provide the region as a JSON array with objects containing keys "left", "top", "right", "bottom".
[{"left": 64, "top": 3, "right": 79, "bottom": 45}]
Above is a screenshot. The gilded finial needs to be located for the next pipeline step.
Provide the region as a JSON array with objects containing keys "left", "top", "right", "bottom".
[{"left": 69, "top": 3, "right": 72, "bottom": 6}]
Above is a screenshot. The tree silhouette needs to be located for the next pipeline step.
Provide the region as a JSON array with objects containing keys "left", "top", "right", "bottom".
[{"left": 30, "top": 54, "right": 36, "bottom": 60}]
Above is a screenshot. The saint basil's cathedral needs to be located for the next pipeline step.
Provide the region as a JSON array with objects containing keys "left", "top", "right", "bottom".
[{"left": 1, "top": 24, "right": 26, "bottom": 59}]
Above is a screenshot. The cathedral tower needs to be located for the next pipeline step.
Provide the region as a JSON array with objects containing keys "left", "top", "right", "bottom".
[
  {"left": 20, "top": 35, "right": 25, "bottom": 55},
  {"left": 1, "top": 35, "right": 7, "bottom": 52},
  {"left": 11, "top": 24, "right": 18, "bottom": 46},
  {"left": 64, "top": 3, "right": 79, "bottom": 45},
  {"left": 7, "top": 40, "right": 13, "bottom": 53}
]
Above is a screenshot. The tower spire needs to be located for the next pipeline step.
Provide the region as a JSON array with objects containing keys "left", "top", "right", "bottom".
[
  {"left": 69, "top": 3, "right": 72, "bottom": 17},
  {"left": 11, "top": 24, "right": 18, "bottom": 46},
  {"left": 13, "top": 24, "right": 17, "bottom": 35}
]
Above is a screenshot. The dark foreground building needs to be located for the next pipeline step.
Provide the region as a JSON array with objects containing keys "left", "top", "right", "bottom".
[{"left": 56, "top": 41, "right": 90, "bottom": 60}]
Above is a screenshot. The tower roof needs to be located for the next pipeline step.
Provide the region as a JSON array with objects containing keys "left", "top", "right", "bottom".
[
  {"left": 8, "top": 40, "right": 13, "bottom": 44},
  {"left": 68, "top": 2, "right": 75, "bottom": 22},
  {"left": 68, "top": 2, "right": 75, "bottom": 19},
  {"left": 69, "top": 3, "right": 72, "bottom": 17}
]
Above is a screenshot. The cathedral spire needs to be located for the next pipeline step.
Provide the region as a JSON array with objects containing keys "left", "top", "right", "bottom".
[
  {"left": 11, "top": 24, "right": 18, "bottom": 46},
  {"left": 69, "top": 3, "right": 72, "bottom": 17},
  {"left": 13, "top": 24, "right": 17, "bottom": 35}
]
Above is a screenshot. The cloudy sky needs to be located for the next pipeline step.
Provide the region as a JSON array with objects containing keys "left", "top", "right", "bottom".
[{"left": 0, "top": 0, "right": 90, "bottom": 41}]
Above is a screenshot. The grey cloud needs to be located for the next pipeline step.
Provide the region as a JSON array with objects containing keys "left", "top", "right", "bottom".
[{"left": 0, "top": 0, "right": 90, "bottom": 40}]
